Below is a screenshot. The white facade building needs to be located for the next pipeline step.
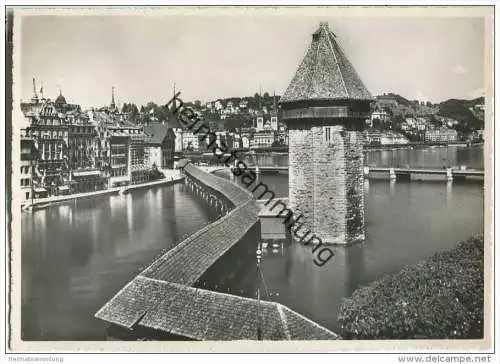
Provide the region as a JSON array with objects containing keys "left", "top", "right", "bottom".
[{"left": 182, "top": 131, "right": 199, "bottom": 151}]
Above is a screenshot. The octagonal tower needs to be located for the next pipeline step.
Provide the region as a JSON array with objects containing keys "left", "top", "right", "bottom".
[{"left": 280, "top": 22, "right": 373, "bottom": 244}]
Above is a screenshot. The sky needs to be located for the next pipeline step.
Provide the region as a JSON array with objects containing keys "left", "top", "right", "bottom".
[{"left": 18, "top": 11, "right": 486, "bottom": 109}]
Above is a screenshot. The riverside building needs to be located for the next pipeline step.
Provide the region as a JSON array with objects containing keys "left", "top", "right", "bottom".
[{"left": 20, "top": 81, "right": 74, "bottom": 197}]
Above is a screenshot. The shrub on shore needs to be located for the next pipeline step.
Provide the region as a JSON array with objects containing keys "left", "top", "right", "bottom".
[{"left": 338, "top": 235, "right": 484, "bottom": 339}]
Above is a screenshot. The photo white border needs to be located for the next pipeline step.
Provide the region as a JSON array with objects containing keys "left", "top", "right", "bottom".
[{"left": 2, "top": 1, "right": 496, "bottom": 358}]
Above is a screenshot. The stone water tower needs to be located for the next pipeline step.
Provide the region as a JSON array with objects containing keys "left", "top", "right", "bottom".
[{"left": 280, "top": 22, "right": 373, "bottom": 244}]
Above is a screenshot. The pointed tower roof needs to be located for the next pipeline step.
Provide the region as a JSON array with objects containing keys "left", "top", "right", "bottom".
[
  {"left": 31, "top": 78, "right": 39, "bottom": 103},
  {"left": 280, "top": 22, "right": 372, "bottom": 103},
  {"left": 270, "top": 91, "right": 278, "bottom": 116},
  {"left": 111, "top": 86, "right": 116, "bottom": 108}
]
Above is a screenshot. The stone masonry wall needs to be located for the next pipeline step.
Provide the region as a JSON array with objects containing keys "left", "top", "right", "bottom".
[
  {"left": 288, "top": 125, "right": 365, "bottom": 245},
  {"left": 343, "top": 131, "right": 365, "bottom": 242},
  {"left": 312, "top": 125, "right": 347, "bottom": 244},
  {"left": 288, "top": 129, "right": 314, "bottom": 229}
]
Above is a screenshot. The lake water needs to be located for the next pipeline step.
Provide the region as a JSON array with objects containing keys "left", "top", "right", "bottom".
[
  {"left": 21, "top": 146, "right": 484, "bottom": 339},
  {"left": 215, "top": 170, "right": 483, "bottom": 331},
  {"left": 21, "top": 185, "right": 218, "bottom": 340}
]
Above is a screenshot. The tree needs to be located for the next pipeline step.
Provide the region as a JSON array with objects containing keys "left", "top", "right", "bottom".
[
  {"left": 428, "top": 115, "right": 442, "bottom": 128},
  {"left": 253, "top": 93, "right": 261, "bottom": 108},
  {"left": 138, "top": 112, "right": 150, "bottom": 125},
  {"left": 122, "top": 103, "right": 139, "bottom": 119},
  {"left": 145, "top": 101, "right": 158, "bottom": 111},
  {"left": 338, "top": 235, "right": 483, "bottom": 340},
  {"left": 149, "top": 163, "right": 164, "bottom": 180},
  {"left": 438, "top": 99, "right": 483, "bottom": 133},
  {"left": 371, "top": 118, "right": 382, "bottom": 130},
  {"left": 391, "top": 115, "right": 405, "bottom": 131},
  {"left": 129, "top": 103, "right": 139, "bottom": 118}
]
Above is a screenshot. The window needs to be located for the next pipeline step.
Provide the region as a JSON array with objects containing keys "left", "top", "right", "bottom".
[{"left": 325, "top": 127, "right": 332, "bottom": 143}]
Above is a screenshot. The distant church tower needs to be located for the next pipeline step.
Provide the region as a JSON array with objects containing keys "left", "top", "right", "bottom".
[
  {"left": 31, "top": 78, "right": 39, "bottom": 104},
  {"left": 256, "top": 112, "right": 264, "bottom": 131},
  {"left": 110, "top": 86, "right": 116, "bottom": 110},
  {"left": 280, "top": 22, "right": 373, "bottom": 244},
  {"left": 270, "top": 92, "right": 278, "bottom": 131}
]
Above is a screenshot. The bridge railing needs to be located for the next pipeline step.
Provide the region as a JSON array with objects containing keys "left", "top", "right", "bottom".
[{"left": 185, "top": 164, "right": 253, "bottom": 206}]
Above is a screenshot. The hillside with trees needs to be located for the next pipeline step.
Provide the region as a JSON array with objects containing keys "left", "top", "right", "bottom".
[
  {"left": 124, "top": 92, "right": 484, "bottom": 137},
  {"left": 438, "top": 98, "right": 484, "bottom": 132},
  {"left": 382, "top": 93, "right": 412, "bottom": 107}
]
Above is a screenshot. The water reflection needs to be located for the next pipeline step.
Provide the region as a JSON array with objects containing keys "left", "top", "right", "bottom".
[
  {"left": 344, "top": 245, "right": 366, "bottom": 296},
  {"left": 389, "top": 179, "right": 395, "bottom": 197},
  {"left": 109, "top": 195, "right": 126, "bottom": 221},
  {"left": 364, "top": 179, "right": 370, "bottom": 194},
  {"left": 21, "top": 184, "right": 214, "bottom": 340},
  {"left": 446, "top": 181, "right": 453, "bottom": 205},
  {"left": 126, "top": 193, "right": 134, "bottom": 231}
]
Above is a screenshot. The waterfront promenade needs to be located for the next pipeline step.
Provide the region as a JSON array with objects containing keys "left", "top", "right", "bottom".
[
  {"left": 21, "top": 169, "right": 183, "bottom": 210},
  {"left": 95, "top": 163, "right": 339, "bottom": 340}
]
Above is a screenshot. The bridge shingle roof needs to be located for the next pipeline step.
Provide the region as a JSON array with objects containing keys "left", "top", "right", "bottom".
[
  {"left": 140, "top": 198, "right": 259, "bottom": 285},
  {"left": 96, "top": 276, "right": 339, "bottom": 340}
]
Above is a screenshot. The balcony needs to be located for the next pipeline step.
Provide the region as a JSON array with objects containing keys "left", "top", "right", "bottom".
[
  {"left": 282, "top": 106, "right": 371, "bottom": 120},
  {"left": 72, "top": 169, "right": 101, "bottom": 178}
]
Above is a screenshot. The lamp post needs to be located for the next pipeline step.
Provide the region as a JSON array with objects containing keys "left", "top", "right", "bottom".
[{"left": 256, "top": 243, "right": 262, "bottom": 340}]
